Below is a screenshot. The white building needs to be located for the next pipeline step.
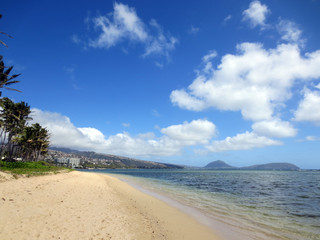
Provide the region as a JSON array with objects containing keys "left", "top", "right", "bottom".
[{"left": 55, "top": 157, "right": 80, "bottom": 168}]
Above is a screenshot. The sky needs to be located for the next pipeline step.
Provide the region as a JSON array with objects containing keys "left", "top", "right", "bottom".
[{"left": 1, "top": 0, "right": 320, "bottom": 168}]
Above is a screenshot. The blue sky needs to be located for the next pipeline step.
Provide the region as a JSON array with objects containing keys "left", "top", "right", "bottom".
[{"left": 2, "top": 0, "right": 320, "bottom": 168}]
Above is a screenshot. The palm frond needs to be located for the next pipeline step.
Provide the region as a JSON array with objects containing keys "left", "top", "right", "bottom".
[
  {"left": 0, "top": 31, "right": 13, "bottom": 39},
  {"left": 5, "top": 79, "right": 20, "bottom": 85},
  {"left": 0, "top": 40, "right": 8, "bottom": 48},
  {"left": 4, "top": 66, "right": 13, "bottom": 75},
  {"left": 4, "top": 87, "right": 21, "bottom": 92}
]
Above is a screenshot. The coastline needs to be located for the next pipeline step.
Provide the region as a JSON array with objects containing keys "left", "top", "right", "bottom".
[
  {"left": 0, "top": 171, "right": 221, "bottom": 240},
  {"left": 111, "top": 173, "right": 256, "bottom": 240},
  {"left": 85, "top": 169, "right": 320, "bottom": 240}
]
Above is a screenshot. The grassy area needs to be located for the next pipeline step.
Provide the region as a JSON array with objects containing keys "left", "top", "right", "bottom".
[{"left": 0, "top": 160, "right": 72, "bottom": 176}]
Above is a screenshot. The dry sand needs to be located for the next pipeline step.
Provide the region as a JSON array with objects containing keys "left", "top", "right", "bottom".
[{"left": 0, "top": 171, "right": 221, "bottom": 240}]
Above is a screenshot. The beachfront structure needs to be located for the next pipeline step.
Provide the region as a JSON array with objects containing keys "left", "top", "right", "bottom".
[{"left": 55, "top": 157, "right": 80, "bottom": 168}]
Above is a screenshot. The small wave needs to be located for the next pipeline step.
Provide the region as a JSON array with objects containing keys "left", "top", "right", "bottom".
[
  {"left": 290, "top": 213, "right": 320, "bottom": 218},
  {"left": 297, "top": 195, "right": 310, "bottom": 199}
]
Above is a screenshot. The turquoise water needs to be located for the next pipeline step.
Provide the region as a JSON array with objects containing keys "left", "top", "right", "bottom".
[{"left": 82, "top": 169, "right": 320, "bottom": 240}]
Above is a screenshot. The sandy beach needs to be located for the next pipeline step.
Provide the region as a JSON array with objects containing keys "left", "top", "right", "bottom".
[{"left": 0, "top": 171, "right": 221, "bottom": 240}]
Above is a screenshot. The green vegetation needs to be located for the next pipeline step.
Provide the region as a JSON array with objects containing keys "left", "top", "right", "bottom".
[{"left": 0, "top": 160, "right": 70, "bottom": 176}]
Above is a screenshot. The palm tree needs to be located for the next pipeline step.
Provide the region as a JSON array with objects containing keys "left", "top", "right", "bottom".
[
  {"left": 0, "top": 98, "right": 32, "bottom": 160},
  {"left": 0, "top": 14, "right": 13, "bottom": 48},
  {"left": 15, "top": 123, "right": 50, "bottom": 161},
  {"left": 0, "top": 97, "right": 15, "bottom": 157},
  {"left": 0, "top": 56, "right": 21, "bottom": 97},
  {"left": 0, "top": 15, "right": 21, "bottom": 97},
  {"left": 32, "top": 123, "right": 50, "bottom": 161}
]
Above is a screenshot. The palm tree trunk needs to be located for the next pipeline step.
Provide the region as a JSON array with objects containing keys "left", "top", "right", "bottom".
[
  {"left": 7, "top": 133, "right": 14, "bottom": 160},
  {"left": 36, "top": 143, "right": 43, "bottom": 161}
]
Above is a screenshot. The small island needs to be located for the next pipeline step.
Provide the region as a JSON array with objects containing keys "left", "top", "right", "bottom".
[{"left": 204, "top": 160, "right": 300, "bottom": 171}]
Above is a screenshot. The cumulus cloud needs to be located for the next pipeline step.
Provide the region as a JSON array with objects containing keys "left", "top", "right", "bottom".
[
  {"left": 78, "top": 127, "right": 107, "bottom": 143},
  {"left": 170, "top": 42, "right": 320, "bottom": 122},
  {"left": 30, "top": 109, "right": 101, "bottom": 151},
  {"left": 252, "top": 119, "right": 297, "bottom": 138},
  {"left": 206, "top": 131, "right": 282, "bottom": 152},
  {"left": 161, "top": 119, "right": 216, "bottom": 145},
  {"left": 242, "top": 0, "right": 270, "bottom": 29},
  {"left": 294, "top": 88, "right": 320, "bottom": 125},
  {"left": 87, "top": 2, "right": 177, "bottom": 59},
  {"left": 170, "top": 14, "right": 320, "bottom": 152},
  {"left": 30, "top": 108, "right": 216, "bottom": 157},
  {"left": 171, "top": 89, "right": 207, "bottom": 111}
]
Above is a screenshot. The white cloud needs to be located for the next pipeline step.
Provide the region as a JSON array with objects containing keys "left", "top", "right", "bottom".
[
  {"left": 30, "top": 109, "right": 101, "bottom": 151},
  {"left": 113, "top": 3, "right": 148, "bottom": 40},
  {"left": 171, "top": 88, "right": 207, "bottom": 111},
  {"left": 71, "top": 34, "right": 81, "bottom": 44},
  {"left": 294, "top": 88, "right": 320, "bottom": 125},
  {"left": 188, "top": 25, "right": 200, "bottom": 34},
  {"left": 277, "top": 19, "right": 304, "bottom": 46},
  {"left": 252, "top": 119, "right": 297, "bottom": 138},
  {"left": 223, "top": 15, "right": 232, "bottom": 23},
  {"left": 200, "top": 50, "right": 218, "bottom": 74},
  {"left": 88, "top": 3, "right": 177, "bottom": 59},
  {"left": 170, "top": 2, "right": 320, "bottom": 153},
  {"left": 242, "top": 0, "right": 270, "bottom": 29},
  {"left": 137, "top": 132, "right": 155, "bottom": 140},
  {"left": 143, "top": 19, "right": 178, "bottom": 58},
  {"left": 78, "top": 127, "right": 106, "bottom": 143},
  {"left": 122, "top": 122, "right": 130, "bottom": 128},
  {"left": 161, "top": 119, "right": 216, "bottom": 145},
  {"left": 305, "top": 136, "right": 320, "bottom": 141},
  {"left": 206, "top": 131, "right": 282, "bottom": 152},
  {"left": 152, "top": 109, "right": 160, "bottom": 117},
  {"left": 297, "top": 135, "right": 320, "bottom": 142},
  {"left": 31, "top": 108, "right": 216, "bottom": 157},
  {"left": 155, "top": 62, "right": 164, "bottom": 68},
  {"left": 202, "top": 50, "right": 217, "bottom": 63},
  {"left": 170, "top": 42, "right": 320, "bottom": 122},
  {"left": 89, "top": 3, "right": 147, "bottom": 48}
]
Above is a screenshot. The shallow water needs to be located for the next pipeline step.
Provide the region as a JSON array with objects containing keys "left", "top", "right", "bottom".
[{"left": 82, "top": 169, "right": 320, "bottom": 240}]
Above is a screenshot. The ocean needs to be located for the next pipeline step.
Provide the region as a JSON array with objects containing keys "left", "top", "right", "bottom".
[{"left": 81, "top": 169, "right": 320, "bottom": 240}]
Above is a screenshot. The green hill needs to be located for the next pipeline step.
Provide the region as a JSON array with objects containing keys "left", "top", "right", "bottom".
[{"left": 204, "top": 160, "right": 236, "bottom": 169}]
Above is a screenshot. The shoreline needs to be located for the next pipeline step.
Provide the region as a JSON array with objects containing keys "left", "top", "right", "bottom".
[
  {"left": 107, "top": 172, "right": 260, "bottom": 240},
  {"left": 0, "top": 171, "right": 221, "bottom": 240}
]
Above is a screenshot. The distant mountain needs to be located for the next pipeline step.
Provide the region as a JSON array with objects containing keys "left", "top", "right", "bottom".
[
  {"left": 204, "top": 160, "right": 236, "bottom": 169},
  {"left": 49, "top": 147, "right": 183, "bottom": 169},
  {"left": 241, "top": 162, "right": 300, "bottom": 171},
  {"left": 204, "top": 160, "right": 300, "bottom": 171},
  {"left": 50, "top": 147, "right": 82, "bottom": 154}
]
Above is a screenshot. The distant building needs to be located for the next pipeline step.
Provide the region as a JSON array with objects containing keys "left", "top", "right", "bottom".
[
  {"left": 69, "top": 158, "right": 80, "bottom": 168},
  {"left": 55, "top": 157, "right": 80, "bottom": 168}
]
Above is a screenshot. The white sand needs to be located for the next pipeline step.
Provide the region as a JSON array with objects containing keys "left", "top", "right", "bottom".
[{"left": 0, "top": 171, "right": 221, "bottom": 240}]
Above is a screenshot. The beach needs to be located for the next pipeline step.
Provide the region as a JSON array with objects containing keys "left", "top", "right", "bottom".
[{"left": 0, "top": 171, "right": 220, "bottom": 240}]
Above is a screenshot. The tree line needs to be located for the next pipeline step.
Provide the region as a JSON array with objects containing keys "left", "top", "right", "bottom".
[{"left": 0, "top": 14, "right": 49, "bottom": 162}]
